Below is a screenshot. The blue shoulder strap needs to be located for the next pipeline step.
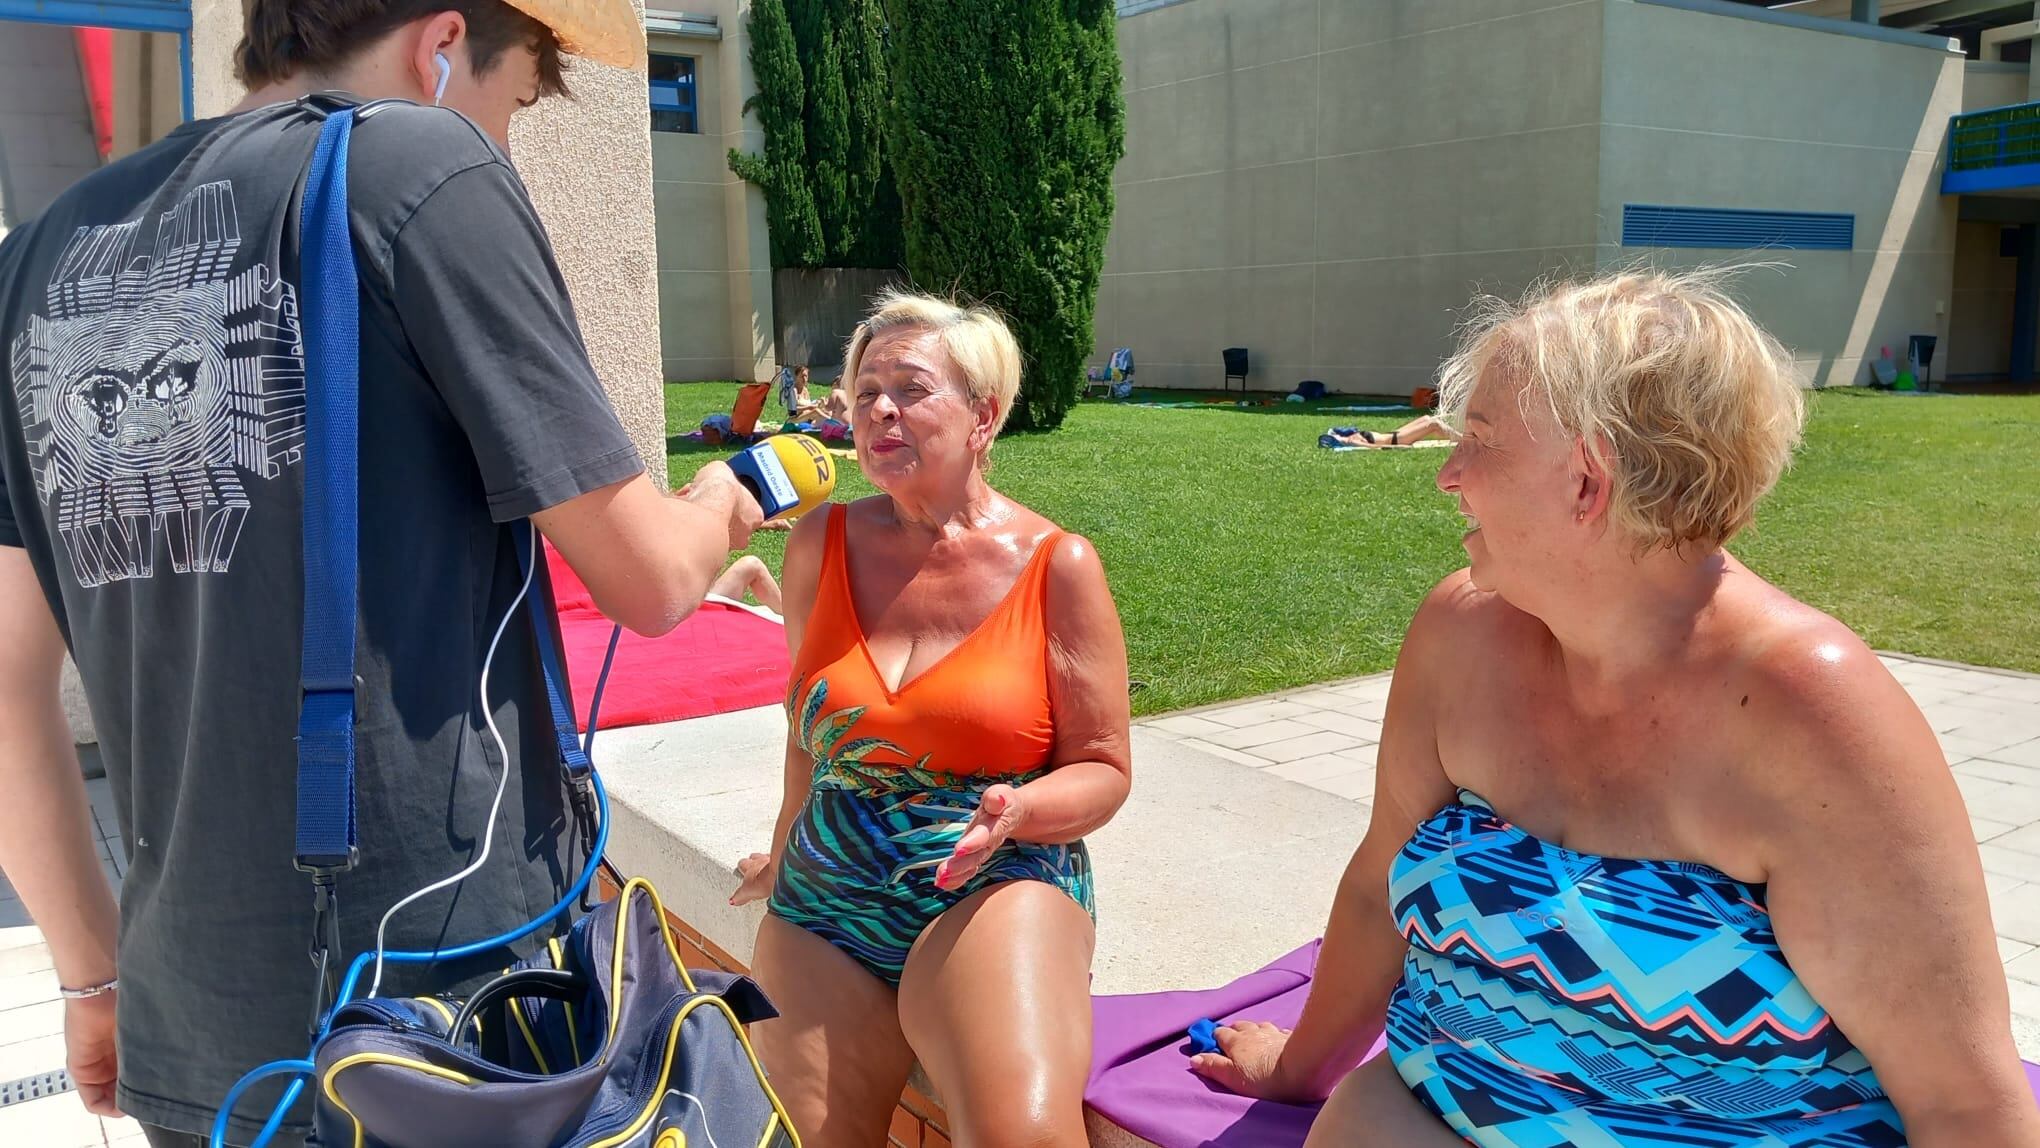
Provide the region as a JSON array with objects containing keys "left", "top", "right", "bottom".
[
  {"left": 522, "top": 528, "right": 593, "bottom": 779},
  {"left": 293, "top": 108, "right": 592, "bottom": 870},
  {"left": 294, "top": 109, "right": 361, "bottom": 872}
]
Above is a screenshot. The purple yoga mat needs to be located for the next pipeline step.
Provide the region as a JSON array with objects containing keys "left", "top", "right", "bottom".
[
  {"left": 1088, "top": 941, "right": 2040, "bottom": 1148},
  {"left": 1085, "top": 940, "right": 1385, "bottom": 1148}
]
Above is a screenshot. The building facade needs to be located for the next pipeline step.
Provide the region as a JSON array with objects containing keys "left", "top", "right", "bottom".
[
  {"left": 11, "top": 0, "right": 2040, "bottom": 401},
  {"left": 1099, "top": 0, "right": 2040, "bottom": 393}
]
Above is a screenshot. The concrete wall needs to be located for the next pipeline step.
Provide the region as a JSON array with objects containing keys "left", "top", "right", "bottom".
[
  {"left": 0, "top": 24, "right": 101, "bottom": 233},
  {"left": 1949, "top": 219, "right": 2017, "bottom": 377},
  {"left": 1099, "top": 0, "right": 1605, "bottom": 395},
  {"left": 647, "top": 14, "right": 776, "bottom": 387},
  {"left": 1101, "top": 0, "right": 1971, "bottom": 392},
  {"left": 1965, "top": 62, "right": 2031, "bottom": 112},
  {"left": 1600, "top": 1, "right": 1964, "bottom": 388}
]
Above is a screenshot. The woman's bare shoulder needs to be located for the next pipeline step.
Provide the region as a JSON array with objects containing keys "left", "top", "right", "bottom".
[{"left": 1402, "top": 570, "right": 1545, "bottom": 666}]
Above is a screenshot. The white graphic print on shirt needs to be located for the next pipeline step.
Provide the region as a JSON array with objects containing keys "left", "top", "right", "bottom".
[{"left": 8, "top": 181, "right": 306, "bottom": 586}]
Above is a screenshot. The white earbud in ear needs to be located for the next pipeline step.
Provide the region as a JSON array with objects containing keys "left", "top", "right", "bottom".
[{"left": 432, "top": 53, "right": 452, "bottom": 106}]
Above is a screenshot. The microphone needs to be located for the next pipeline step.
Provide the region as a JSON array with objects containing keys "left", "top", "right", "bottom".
[{"left": 726, "top": 434, "right": 837, "bottom": 521}]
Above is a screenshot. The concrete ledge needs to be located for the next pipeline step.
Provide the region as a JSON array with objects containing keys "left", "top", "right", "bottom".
[
  {"left": 597, "top": 707, "right": 1367, "bottom": 994},
  {"left": 595, "top": 704, "right": 1369, "bottom": 1141}
]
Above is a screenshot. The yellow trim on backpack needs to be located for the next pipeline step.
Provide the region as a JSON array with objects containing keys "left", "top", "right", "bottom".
[
  {"left": 583, "top": 991, "right": 799, "bottom": 1148},
  {"left": 511, "top": 994, "right": 552, "bottom": 1075},
  {"left": 756, "top": 1112, "right": 782, "bottom": 1148},
  {"left": 656, "top": 1130, "right": 686, "bottom": 1148},
  {"left": 549, "top": 936, "right": 582, "bottom": 1067},
  {"left": 606, "top": 878, "right": 699, "bottom": 1047},
  {"left": 322, "top": 1053, "right": 478, "bottom": 1148},
  {"left": 412, "top": 994, "right": 480, "bottom": 1038}
]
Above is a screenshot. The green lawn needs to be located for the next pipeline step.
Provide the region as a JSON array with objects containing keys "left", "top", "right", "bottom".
[{"left": 667, "top": 384, "right": 2040, "bottom": 714}]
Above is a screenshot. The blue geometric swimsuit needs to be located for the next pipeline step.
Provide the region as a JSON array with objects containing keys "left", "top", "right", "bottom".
[{"left": 1385, "top": 790, "right": 1903, "bottom": 1147}]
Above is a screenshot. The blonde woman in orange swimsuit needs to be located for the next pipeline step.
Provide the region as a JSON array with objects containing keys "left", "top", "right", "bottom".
[{"left": 729, "top": 290, "right": 1134, "bottom": 1147}]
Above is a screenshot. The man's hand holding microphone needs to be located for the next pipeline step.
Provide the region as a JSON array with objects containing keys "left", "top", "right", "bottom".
[{"left": 534, "top": 434, "right": 837, "bottom": 638}]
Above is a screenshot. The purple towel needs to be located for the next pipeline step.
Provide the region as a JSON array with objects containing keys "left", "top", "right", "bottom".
[
  {"left": 1088, "top": 941, "right": 2040, "bottom": 1147},
  {"left": 1085, "top": 941, "right": 1384, "bottom": 1147}
]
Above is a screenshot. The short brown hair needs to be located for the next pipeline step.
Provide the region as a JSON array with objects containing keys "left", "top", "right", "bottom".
[{"left": 237, "top": 1, "right": 569, "bottom": 98}]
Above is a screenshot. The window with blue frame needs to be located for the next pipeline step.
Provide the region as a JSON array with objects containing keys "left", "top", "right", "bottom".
[{"left": 650, "top": 54, "right": 698, "bottom": 134}]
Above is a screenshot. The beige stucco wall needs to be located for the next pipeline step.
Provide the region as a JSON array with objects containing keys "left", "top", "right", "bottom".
[
  {"left": 512, "top": 23, "right": 668, "bottom": 486},
  {"left": 189, "top": 0, "right": 246, "bottom": 120},
  {"left": 1101, "top": 0, "right": 1604, "bottom": 395},
  {"left": 1600, "top": 0, "right": 1964, "bottom": 389},
  {"left": 645, "top": 6, "right": 777, "bottom": 387}
]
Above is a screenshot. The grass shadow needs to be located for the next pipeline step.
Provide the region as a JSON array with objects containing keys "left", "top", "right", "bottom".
[
  {"left": 665, "top": 433, "right": 742, "bottom": 458},
  {"left": 1081, "top": 389, "right": 1420, "bottom": 420}
]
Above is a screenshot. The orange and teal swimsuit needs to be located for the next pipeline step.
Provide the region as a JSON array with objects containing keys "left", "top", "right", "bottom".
[{"left": 766, "top": 504, "right": 1094, "bottom": 985}]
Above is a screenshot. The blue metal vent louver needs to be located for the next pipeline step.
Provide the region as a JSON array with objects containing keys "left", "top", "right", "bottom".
[{"left": 1621, "top": 205, "right": 1854, "bottom": 251}]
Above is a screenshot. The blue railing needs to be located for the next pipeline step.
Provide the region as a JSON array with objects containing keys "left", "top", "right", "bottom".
[{"left": 1944, "top": 101, "right": 2040, "bottom": 195}]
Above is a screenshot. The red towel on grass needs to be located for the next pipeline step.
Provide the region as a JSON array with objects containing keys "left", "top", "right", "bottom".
[{"left": 544, "top": 542, "right": 789, "bottom": 730}]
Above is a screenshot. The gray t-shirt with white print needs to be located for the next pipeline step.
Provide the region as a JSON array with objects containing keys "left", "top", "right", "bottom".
[{"left": 0, "top": 96, "right": 640, "bottom": 1141}]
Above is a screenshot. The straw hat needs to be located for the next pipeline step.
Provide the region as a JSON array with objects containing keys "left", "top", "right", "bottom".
[{"left": 502, "top": 0, "right": 646, "bottom": 70}]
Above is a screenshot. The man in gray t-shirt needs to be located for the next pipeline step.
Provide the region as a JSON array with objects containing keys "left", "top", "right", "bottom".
[{"left": 0, "top": 4, "right": 762, "bottom": 1144}]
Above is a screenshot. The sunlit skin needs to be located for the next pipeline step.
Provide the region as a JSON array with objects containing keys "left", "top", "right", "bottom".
[
  {"left": 731, "top": 325, "right": 1133, "bottom": 1148},
  {"left": 1192, "top": 362, "right": 2039, "bottom": 1146}
]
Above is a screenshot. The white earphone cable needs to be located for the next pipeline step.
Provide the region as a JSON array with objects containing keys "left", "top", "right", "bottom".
[{"left": 366, "top": 544, "right": 535, "bottom": 997}]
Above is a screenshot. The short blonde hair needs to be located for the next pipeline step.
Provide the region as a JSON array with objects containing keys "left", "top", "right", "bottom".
[
  {"left": 1436, "top": 268, "right": 1805, "bottom": 552},
  {"left": 842, "top": 289, "right": 1023, "bottom": 441}
]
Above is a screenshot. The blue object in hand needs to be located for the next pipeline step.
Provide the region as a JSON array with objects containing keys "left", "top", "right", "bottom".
[{"left": 1188, "top": 1017, "right": 1219, "bottom": 1056}]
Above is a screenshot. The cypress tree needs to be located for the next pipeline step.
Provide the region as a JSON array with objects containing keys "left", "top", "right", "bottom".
[
  {"left": 887, "top": 0, "right": 1125, "bottom": 430},
  {"left": 726, "top": 0, "right": 824, "bottom": 268}
]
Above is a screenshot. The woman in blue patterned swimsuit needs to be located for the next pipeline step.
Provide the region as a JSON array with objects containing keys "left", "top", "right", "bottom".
[{"left": 1194, "top": 271, "right": 2039, "bottom": 1145}]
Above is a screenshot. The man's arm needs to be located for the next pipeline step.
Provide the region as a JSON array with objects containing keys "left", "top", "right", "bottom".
[
  {"left": 0, "top": 548, "right": 122, "bottom": 1114},
  {"left": 371, "top": 142, "right": 765, "bottom": 634},
  {"left": 532, "top": 461, "right": 762, "bottom": 637}
]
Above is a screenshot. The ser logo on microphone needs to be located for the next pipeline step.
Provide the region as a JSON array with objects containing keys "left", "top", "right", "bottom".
[{"left": 729, "top": 434, "right": 838, "bottom": 521}]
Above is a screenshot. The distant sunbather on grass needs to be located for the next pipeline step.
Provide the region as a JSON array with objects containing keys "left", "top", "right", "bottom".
[{"left": 1326, "top": 414, "right": 1456, "bottom": 449}]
